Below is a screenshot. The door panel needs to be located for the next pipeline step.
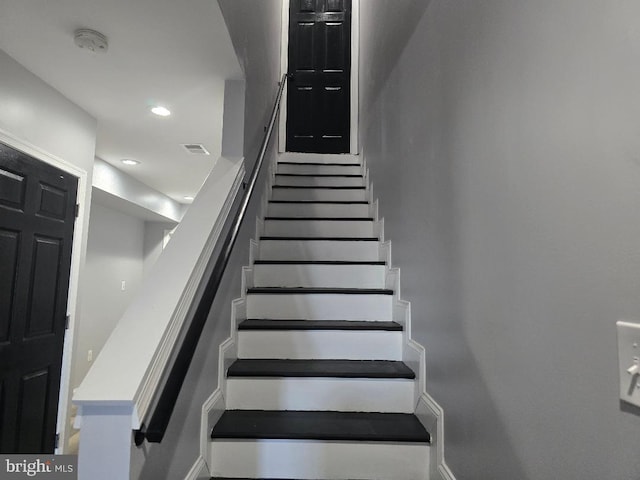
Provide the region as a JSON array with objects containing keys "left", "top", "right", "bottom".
[
  {"left": 322, "top": 86, "right": 347, "bottom": 138},
  {"left": 0, "top": 142, "right": 77, "bottom": 453},
  {"left": 287, "top": 0, "right": 351, "bottom": 154},
  {"left": 0, "top": 167, "right": 26, "bottom": 209},
  {"left": 0, "top": 230, "right": 19, "bottom": 342},
  {"left": 324, "top": 23, "right": 346, "bottom": 71},
  {"left": 26, "top": 236, "right": 62, "bottom": 337},
  {"left": 17, "top": 369, "right": 50, "bottom": 453},
  {"left": 38, "top": 183, "right": 69, "bottom": 221},
  {"left": 297, "top": 23, "right": 316, "bottom": 70}
]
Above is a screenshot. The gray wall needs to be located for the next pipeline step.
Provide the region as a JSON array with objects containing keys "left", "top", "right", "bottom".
[
  {"left": 358, "top": 0, "right": 429, "bottom": 130},
  {"left": 74, "top": 202, "right": 146, "bottom": 390},
  {"left": 134, "top": 2, "right": 282, "bottom": 478},
  {"left": 143, "top": 221, "right": 177, "bottom": 276},
  {"left": 0, "top": 50, "right": 97, "bottom": 173},
  {"left": 219, "top": 0, "right": 283, "bottom": 167},
  {"left": 361, "top": 1, "right": 640, "bottom": 479}
]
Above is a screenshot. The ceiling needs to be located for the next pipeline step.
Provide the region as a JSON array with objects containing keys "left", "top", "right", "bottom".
[{"left": 0, "top": 0, "right": 242, "bottom": 203}]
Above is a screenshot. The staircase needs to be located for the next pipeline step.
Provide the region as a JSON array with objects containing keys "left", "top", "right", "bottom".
[{"left": 209, "top": 153, "right": 431, "bottom": 480}]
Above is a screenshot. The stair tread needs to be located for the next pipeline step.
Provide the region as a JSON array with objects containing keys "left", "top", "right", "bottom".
[
  {"left": 254, "top": 260, "right": 385, "bottom": 265},
  {"left": 239, "top": 319, "right": 402, "bottom": 331},
  {"left": 227, "top": 359, "right": 415, "bottom": 379},
  {"left": 269, "top": 200, "right": 369, "bottom": 204},
  {"left": 211, "top": 410, "right": 430, "bottom": 443},
  {"left": 272, "top": 185, "right": 366, "bottom": 189},
  {"left": 264, "top": 217, "right": 373, "bottom": 221},
  {"left": 247, "top": 287, "right": 393, "bottom": 295},
  {"left": 260, "top": 236, "right": 379, "bottom": 241},
  {"left": 275, "top": 173, "right": 363, "bottom": 178},
  {"left": 278, "top": 162, "right": 361, "bottom": 166}
]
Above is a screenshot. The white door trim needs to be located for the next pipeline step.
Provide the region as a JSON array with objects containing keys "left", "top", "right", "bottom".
[
  {"left": 0, "top": 126, "right": 90, "bottom": 454},
  {"left": 278, "top": 0, "right": 360, "bottom": 154}
]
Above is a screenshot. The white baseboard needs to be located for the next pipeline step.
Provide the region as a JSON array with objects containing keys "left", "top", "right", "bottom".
[
  {"left": 439, "top": 463, "right": 457, "bottom": 480},
  {"left": 415, "top": 392, "right": 456, "bottom": 480},
  {"left": 380, "top": 224, "right": 457, "bottom": 480},
  {"left": 183, "top": 455, "right": 207, "bottom": 480},
  {"left": 194, "top": 300, "right": 246, "bottom": 478}
]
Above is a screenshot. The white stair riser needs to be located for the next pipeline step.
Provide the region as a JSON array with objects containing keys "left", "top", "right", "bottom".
[
  {"left": 259, "top": 240, "right": 379, "bottom": 261},
  {"left": 226, "top": 378, "right": 415, "bottom": 412},
  {"left": 271, "top": 187, "right": 367, "bottom": 202},
  {"left": 264, "top": 220, "right": 374, "bottom": 237},
  {"left": 279, "top": 153, "right": 361, "bottom": 164},
  {"left": 275, "top": 176, "right": 364, "bottom": 187},
  {"left": 237, "top": 330, "right": 402, "bottom": 360},
  {"left": 246, "top": 294, "right": 393, "bottom": 321},
  {"left": 210, "top": 440, "right": 430, "bottom": 480},
  {"left": 267, "top": 202, "right": 370, "bottom": 218},
  {"left": 277, "top": 163, "right": 362, "bottom": 175},
  {"left": 253, "top": 264, "right": 385, "bottom": 288}
]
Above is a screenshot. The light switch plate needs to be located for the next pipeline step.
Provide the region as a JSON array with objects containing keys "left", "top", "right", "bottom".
[{"left": 617, "top": 320, "right": 640, "bottom": 408}]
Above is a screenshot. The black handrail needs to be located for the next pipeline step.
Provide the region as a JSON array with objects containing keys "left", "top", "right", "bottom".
[{"left": 137, "top": 74, "right": 287, "bottom": 444}]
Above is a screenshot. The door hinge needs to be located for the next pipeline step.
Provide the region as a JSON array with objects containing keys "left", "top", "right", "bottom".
[
  {"left": 75, "top": 203, "right": 80, "bottom": 218},
  {"left": 55, "top": 433, "right": 60, "bottom": 449},
  {"left": 65, "top": 314, "right": 71, "bottom": 330}
]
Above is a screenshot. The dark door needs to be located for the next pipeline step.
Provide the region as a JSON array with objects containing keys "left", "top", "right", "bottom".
[
  {"left": 0, "top": 142, "right": 78, "bottom": 453},
  {"left": 286, "top": 0, "right": 351, "bottom": 154}
]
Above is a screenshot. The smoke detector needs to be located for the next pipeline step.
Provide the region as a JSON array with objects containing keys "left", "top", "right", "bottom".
[{"left": 74, "top": 29, "right": 108, "bottom": 53}]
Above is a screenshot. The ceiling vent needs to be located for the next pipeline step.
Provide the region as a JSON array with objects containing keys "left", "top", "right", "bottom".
[{"left": 182, "top": 144, "right": 210, "bottom": 155}]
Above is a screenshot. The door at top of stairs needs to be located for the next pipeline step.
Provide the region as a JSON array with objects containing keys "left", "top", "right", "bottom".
[{"left": 286, "top": 0, "right": 351, "bottom": 154}]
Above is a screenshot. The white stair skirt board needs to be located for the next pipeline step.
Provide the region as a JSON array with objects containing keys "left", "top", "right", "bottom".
[
  {"left": 279, "top": 153, "right": 361, "bottom": 165},
  {"left": 210, "top": 439, "right": 430, "bottom": 480},
  {"left": 258, "top": 239, "right": 379, "bottom": 262},
  {"left": 277, "top": 163, "right": 362, "bottom": 175},
  {"left": 246, "top": 293, "right": 393, "bottom": 321},
  {"left": 271, "top": 187, "right": 367, "bottom": 202},
  {"left": 274, "top": 175, "right": 365, "bottom": 187},
  {"left": 226, "top": 378, "right": 415, "bottom": 412},
  {"left": 267, "top": 202, "right": 370, "bottom": 218},
  {"left": 263, "top": 219, "right": 374, "bottom": 237},
  {"left": 253, "top": 264, "right": 386, "bottom": 288},
  {"left": 237, "top": 330, "right": 402, "bottom": 360}
]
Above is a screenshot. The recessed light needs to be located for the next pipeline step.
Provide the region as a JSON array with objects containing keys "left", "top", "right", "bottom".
[
  {"left": 184, "top": 196, "right": 195, "bottom": 201},
  {"left": 121, "top": 159, "right": 140, "bottom": 166},
  {"left": 151, "top": 106, "right": 171, "bottom": 117}
]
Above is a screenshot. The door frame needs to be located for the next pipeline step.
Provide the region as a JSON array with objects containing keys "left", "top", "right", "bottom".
[
  {"left": 278, "top": 0, "right": 359, "bottom": 155},
  {"left": 0, "top": 127, "right": 89, "bottom": 453}
]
